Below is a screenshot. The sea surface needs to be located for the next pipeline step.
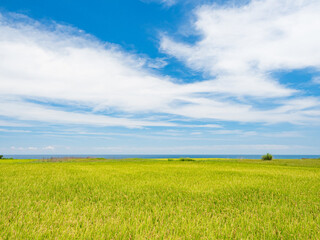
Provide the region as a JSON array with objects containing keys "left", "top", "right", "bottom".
[{"left": 3, "top": 154, "right": 320, "bottom": 159}]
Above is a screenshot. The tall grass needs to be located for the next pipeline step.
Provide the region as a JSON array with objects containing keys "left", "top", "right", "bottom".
[{"left": 1, "top": 158, "right": 320, "bottom": 239}]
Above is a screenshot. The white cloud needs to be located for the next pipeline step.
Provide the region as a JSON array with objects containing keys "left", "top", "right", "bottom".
[
  {"left": 161, "top": 0, "right": 320, "bottom": 97},
  {"left": 0, "top": 128, "right": 31, "bottom": 133},
  {"left": 0, "top": 14, "right": 184, "bottom": 127},
  {"left": 165, "top": 96, "right": 320, "bottom": 124},
  {"left": 211, "top": 130, "right": 257, "bottom": 136},
  {"left": 0, "top": 120, "right": 30, "bottom": 127},
  {"left": 313, "top": 76, "right": 320, "bottom": 84},
  {"left": 143, "top": 0, "right": 177, "bottom": 7},
  {"left": 28, "top": 147, "right": 38, "bottom": 150},
  {"left": 146, "top": 58, "right": 168, "bottom": 69},
  {"left": 0, "top": 10, "right": 319, "bottom": 128},
  {"left": 182, "top": 124, "right": 222, "bottom": 128},
  {"left": 0, "top": 98, "right": 174, "bottom": 128},
  {"left": 9, "top": 146, "right": 54, "bottom": 151},
  {"left": 10, "top": 146, "right": 37, "bottom": 151},
  {"left": 43, "top": 146, "right": 55, "bottom": 150},
  {"left": 160, "top": 0, "right": 177, "bottom": 6},
  {"left": 210, "top": 129, "right": 301, "bottom": 138}
]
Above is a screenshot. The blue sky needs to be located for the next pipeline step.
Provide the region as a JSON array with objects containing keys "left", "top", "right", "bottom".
[{"left": 0, "top": 0, "right": 320, "bottom": 155}]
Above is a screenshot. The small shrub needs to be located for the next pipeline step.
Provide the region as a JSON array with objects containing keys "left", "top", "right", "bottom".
[
  {"left": 0, "top": 155, "right": 3, "bottom": 159},
  {"left": 167, "top": 158, "right": 195, "bottom": 162},
  {"left": 179, "top": 158, "right": 195, "bottom": 162},
  {"left": 261, "top": 153, "right": 273, "bottom": 161}
]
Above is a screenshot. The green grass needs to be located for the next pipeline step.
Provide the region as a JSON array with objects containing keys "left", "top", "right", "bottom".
[{"left": 1, "top": 158, "right": 320, "bottom": 239}]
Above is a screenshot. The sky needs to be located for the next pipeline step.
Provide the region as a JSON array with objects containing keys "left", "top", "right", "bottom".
[{"left": 0, "top": 0, "right": 320, "bottom": 155}]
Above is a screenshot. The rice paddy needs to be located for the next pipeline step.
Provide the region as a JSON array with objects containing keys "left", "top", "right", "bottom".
[{"left": 1, "top": 158, "right": 320, "bottom": 239}]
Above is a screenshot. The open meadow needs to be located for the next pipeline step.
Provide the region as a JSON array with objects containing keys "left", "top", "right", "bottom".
[{"left": 1, "top": 158, "right": 320, "bottom": 239}]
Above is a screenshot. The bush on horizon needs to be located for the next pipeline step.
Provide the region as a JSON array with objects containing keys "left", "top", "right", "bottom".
[
  {"left": 167, "top": 158, "right": 195, "bottom": 162},
  {"left": 261, "top": 153, "right": 273, "bottom": 161},
  {"left": 179, "top": 158, "right": 195, "bottom": 161}
]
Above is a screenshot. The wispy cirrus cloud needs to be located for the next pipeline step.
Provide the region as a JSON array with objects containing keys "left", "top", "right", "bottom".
[
  {"left": 0, "top": 128, "right": 31, "bottom": 133},
  {"left": 142, "top": 0, "right": 177, "bottom": 7},
  {"left": 158, "top": 0, "right": 177, "bottom": 7},
  {"left": 313, "top": 76, "right": 320, "bottom": 84}
]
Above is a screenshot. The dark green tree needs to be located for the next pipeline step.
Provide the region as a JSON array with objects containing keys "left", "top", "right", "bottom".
[{"left": 261, "top": 153, "right": 273, "bottom": 161}]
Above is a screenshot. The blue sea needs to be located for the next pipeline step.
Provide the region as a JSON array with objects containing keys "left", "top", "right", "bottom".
[{"left": 3, "top": 154, "right": 320, "bottom": 159}]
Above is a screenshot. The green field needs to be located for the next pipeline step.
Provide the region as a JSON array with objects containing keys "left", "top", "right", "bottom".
[{"left": 1, "top": 158, "right": 320, "bottom": 239}]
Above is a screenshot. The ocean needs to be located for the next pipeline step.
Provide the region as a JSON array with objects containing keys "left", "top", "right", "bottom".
[{"left": 3, "top": 154, "right": 320, "bottom": 159}]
